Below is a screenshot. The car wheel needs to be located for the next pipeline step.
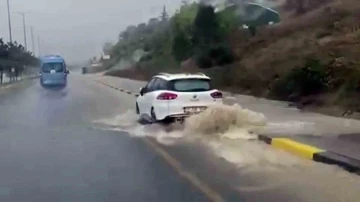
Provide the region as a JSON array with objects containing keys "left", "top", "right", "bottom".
[
  {"left": 162, "top": 117, "right": 175, "bottom": 125},
  {"left": 150, "top": 107, "right": 157, "bottom": 122},
  {"left": 136, "top": 102, "right": 140, "bottom": 114}
]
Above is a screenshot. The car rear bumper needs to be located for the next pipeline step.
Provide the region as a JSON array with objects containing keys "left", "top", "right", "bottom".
[
  {"left": 153, "top": 99, "right": 223, "bottom": 120},
  {"left": 41, "top": 80, "right": 67, "bottom": 88},
  {"left": 41, "top": 79, "right": 66, "bottom": 85}
]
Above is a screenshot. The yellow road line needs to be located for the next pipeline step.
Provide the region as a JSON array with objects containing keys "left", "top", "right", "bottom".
[
  {"left": 271, "top": 138, "right": 324, "bottom": 160},
  {"left": 143, "top": 138, "right": 226, "bottom": 202}
]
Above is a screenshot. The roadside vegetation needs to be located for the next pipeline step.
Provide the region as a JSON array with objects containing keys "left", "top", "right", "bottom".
[
  {"left": 0, "top": 38, "right": 38, "bottom": 84},
  {"left": 104, "top": 0, "right": 360, "bottom": 118}
]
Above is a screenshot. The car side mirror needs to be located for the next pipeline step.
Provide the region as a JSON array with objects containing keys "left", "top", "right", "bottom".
[
  {"left": 65, "top": 70, "right": 70, "bottom": 74},
  {"left": 140, "top": 87, "right": 145, "bottom": 96}
]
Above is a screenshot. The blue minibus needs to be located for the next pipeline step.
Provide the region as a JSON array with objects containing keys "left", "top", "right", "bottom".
[{"left": 40, "top": 55, "right": 69, "bottom": 88}]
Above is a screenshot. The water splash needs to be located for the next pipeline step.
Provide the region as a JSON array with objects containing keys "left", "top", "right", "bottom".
[{"left": 92, "top": 103, "right": 304, "bottom": 168}]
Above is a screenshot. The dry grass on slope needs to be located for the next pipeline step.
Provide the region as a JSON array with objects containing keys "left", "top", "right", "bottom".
[
  {"left": 202, "top": 0, "right": 360, "bottom": 117},
  {"left": 225, "top": 0, "right": 360, "bottom": 94}
]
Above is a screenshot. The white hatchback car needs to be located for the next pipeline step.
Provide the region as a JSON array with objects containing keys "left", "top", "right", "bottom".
[{"left": 136, "top": 72, "right": 223, "bottom": 123}]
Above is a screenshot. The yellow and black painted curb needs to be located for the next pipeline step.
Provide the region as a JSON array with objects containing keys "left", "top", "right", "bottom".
[
  {"left": 258, "top": 135, "right": 360, "bottom": 175},
  {"left": 94, "top": 79, "right": 360, "bottom": 175}
]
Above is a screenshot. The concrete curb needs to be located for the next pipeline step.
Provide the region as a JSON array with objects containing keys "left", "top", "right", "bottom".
[
  {"left": 94, "top": 79, "right": 360, "bottom": 175},
  {"left": 258, "top": 135, "right": 360, "bottom": 175}
]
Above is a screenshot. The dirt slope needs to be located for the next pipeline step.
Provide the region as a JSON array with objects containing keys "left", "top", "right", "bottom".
[{"left": 105, "top": 0, "right": 360, "bottom": 118}]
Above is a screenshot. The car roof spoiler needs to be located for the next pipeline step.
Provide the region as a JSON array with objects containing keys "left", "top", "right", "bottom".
[{"left": 156, "top": 72, "right": 207, "bottom": 77}]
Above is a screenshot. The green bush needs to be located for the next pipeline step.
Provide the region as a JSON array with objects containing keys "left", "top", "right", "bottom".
[
  {"left": 195, "top": 51, "right": 213, "bottom": 69},
  {"left": 172, "top": 30, "right": 192, "bottom": 62},
  {"left": 274, "top": 58, "right": 328, "bottom": 98},
  {"left": 194, "top": 43, "right": 234, "bottom": 68},
  {"left": 139, "top": 54, "right": 153, "bottom": 62},
  {"left": 209, "top": 43, "right": 234, "bottom": 66}
]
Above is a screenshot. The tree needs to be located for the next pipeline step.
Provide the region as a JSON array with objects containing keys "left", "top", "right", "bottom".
[
  {"left": 109, "top": 1, "right": 236, "bottom": 69},
  {"left": 103, "top": 42, "right": 113, "bottom": 55},
  {"left": 160, "top": 5, "right": 169, "bottom": 22},
  {"left": 172, "top": 29, "right": 192, "bottom": 62},
  {"left": 191, "top": 4, "right": 234, "bottom": 68},
  {"left": 119, "top": 25, "right": 137, "bottom": 40},
  {"left": 217, "top": 6, "right": 239, "bottom": 35},
  {"left": 0, "top": 38, "right": 38, "bottom": 83},
  {"left": 0, "top": 39, "right": 9, "bottom": 84},
  {"left": 169, "top": 2, "right": 199, "bottom": 63},
  {"left": 137, "top": 23, "right": 147, "bottom": 32},
  {"left": 192, "top": 4, "right": 221, "bottom": 48},
  {"left": 171, "top": 2, "right": 198, "bottom": 33},
  {"left": 148, "top": 18, "right": 159, "bottom": 26}
]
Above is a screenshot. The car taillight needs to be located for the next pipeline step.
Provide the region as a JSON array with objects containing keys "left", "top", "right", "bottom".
[
  {"left": 211, "top": 91, "right": 222, "bottom": 98},
  {"left": 157, "top": 92, "right": 178, "bottom": 100}
]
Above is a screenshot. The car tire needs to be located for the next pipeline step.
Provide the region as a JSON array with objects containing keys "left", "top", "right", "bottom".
[
  {"left": 136, "top": 102, "right": 140, "bottom": 114},
  {"left": 150, "top": 107, "right": 157, "bottom": 122},
  {"left": 162, "top": 117, "right": 175, "bottom": 125}
]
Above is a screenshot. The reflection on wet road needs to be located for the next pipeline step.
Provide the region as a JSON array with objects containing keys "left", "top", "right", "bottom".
[{"left": 0, "top": 74, "right": 360, "bottom": 202}]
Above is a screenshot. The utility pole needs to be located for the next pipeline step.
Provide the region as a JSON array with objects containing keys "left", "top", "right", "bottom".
[
  {"left": 30, "top": 26, "right": 35, "bottom": 55},
  {"left": 7, "top": 0, "right": 13, "bottom": 42},
  {"left": 14, "top": 12, "right": 28, "bottom": 50},
  {"left": 37, "top": 36, "right": 41, "bottom": 57}
]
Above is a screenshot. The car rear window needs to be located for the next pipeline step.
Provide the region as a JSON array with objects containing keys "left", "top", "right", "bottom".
[
  {"left": 169, "top": 78, "right": 212, "bottom": 92},
  {"left": 42, "top": 62, "right": 64, "bottom": 73}
]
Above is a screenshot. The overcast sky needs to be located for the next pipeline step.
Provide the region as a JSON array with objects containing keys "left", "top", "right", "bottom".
[{"left": 0, "top": 0, "right": 183, "bottom": 64}]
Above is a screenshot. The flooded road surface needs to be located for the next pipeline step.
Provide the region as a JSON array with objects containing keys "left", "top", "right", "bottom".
[
  {"left": 1, "top": 74, "right": 360, "bottom": 202},
  {"left": 0, "top": 76, "right": 209, "bottom": 202},
  {"left": 94, "top": 75, "right": 360, "bottom": 136}
]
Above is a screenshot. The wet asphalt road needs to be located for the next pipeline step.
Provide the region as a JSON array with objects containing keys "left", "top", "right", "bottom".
[
  {"left": 0, "top": 77, "right": 210, "bottom": 202},
  {"left": 1, "top": 74, "right": 360, "bottom": 202}
]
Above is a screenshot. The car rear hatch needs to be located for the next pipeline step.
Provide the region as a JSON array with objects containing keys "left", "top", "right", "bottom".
[
  {"left": 163, "top": 78, "right": 223, "bottom": 116},
  {"left": 41, "top": 62, "right": 66, "bottom": 85}
]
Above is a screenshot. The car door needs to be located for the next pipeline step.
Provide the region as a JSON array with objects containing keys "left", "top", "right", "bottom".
[
  {"left": 143, "top": 78, "right": 162, "bottom": 114},
  {"left": 148, "top": 77, "right": 165, "bottom": 107},
  {"left": 137, "top": 78, "right": 156, "bottom": 115}
]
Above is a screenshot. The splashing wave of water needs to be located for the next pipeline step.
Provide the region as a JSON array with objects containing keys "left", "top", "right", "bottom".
[
  {"left": 183, "top": 103, "right": 267, "bottom": 139},
  {"left": 92, "top": 103, "right": 304, "bottom": 168},
  {"left": 93, "top": 103, "right": 267, "bottom": 140}
]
